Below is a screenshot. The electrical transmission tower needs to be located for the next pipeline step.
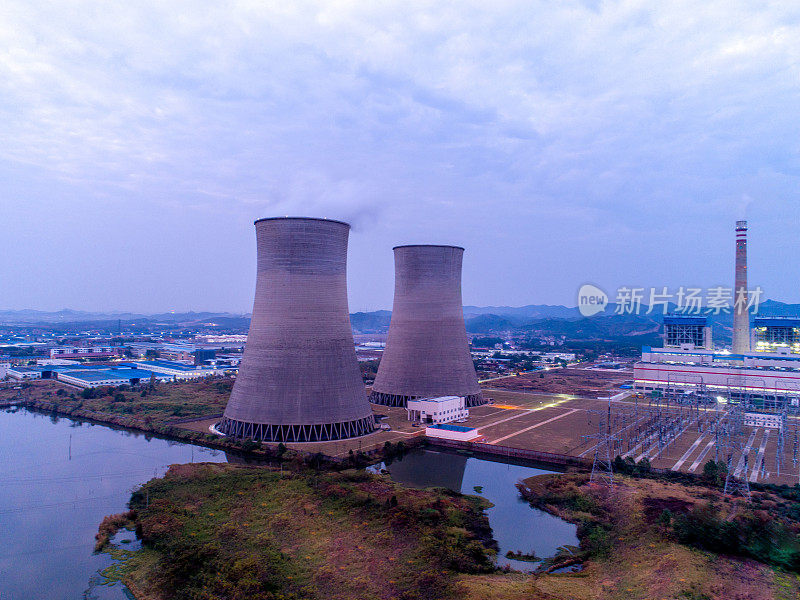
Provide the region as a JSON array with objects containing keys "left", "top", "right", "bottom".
[
  {"left": 722, "top": 437, "right": 751, "bottom": 500},
  {"left": 583, "top": 400, "right": 619, "bottom": 488}
]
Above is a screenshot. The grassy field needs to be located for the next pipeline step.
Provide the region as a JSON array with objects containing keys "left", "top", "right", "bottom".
[
  {"left": 454, "top": 472, "right": 800, "bottom": 600},
  {"left": 99, "top": 463, "right": 496, "bottom": 600},
  {"left": 96, "top": 455, "right": 800, "bottom": 600},
  {"left": 0, "top": 377, "right": 233, "bottom": 424}
]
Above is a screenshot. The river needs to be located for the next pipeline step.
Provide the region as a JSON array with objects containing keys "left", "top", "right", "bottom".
[
  {"left": 0, "top": 407, "right": 577, "bottom": 599},
  {"left": 0, "top": 407, "right": 226, "bottom": 600}
]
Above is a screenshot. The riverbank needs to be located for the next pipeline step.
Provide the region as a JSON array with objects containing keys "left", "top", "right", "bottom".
[
  {"left": 99, "top": 462, "right": 497, "bottom": 600},
  {"left": 2, "top": 380, "right": 426, "bottom": 466},
  {"left": 455, "top": 472, "right": 800, "bottom": 600}
]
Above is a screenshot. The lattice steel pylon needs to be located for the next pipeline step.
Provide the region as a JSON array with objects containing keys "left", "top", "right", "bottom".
[
  {"left": 583, "top": 400, "right": 617, "bottom": 488},
  {"left": 722, "top": 438, "right": 751, "bottom": 500},
  {"left": 775, "top": 405, "right": 787, "bottom": 477}
]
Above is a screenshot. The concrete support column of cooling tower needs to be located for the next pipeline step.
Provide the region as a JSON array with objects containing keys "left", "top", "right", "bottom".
[
  {"left": 369, "top": 245, "right": 483, "bottom": 407},
  {"left": 218, "top": 217, "right": 375, "bottom": 442},
  {"left": 733, "top": 220, "right": 751, "bottom": 354}
]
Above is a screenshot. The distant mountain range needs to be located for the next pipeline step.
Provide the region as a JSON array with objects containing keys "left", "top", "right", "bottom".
[
  {"left": 460, "top": 300, "right": 800, "bottom": 343},
  {"left": 2, "top": 300, "right": 798, "bottom": 342},
  {"left": 0, "top": 309, "right": 247, "bottom": 324}
]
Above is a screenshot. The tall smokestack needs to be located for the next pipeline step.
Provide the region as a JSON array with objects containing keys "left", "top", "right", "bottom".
[
  {"left": 218, "top": 217, "right": 375, "bottom": 442},
  {"left": 369, "top": 245, "right": 484, "bottom": 407},
  {"left": 732, "top": 220, "right": 750, "bottom": 354}
]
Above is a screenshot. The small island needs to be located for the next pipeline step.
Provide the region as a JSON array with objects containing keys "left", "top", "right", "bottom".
[
  {"left": 98, "top": 462, "right": 497, "bottom": 600},
  {"left": 504, "top": 550, "right": 539, "bottom": 562}
]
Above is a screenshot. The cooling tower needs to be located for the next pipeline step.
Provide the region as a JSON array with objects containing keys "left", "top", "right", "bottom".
[
  {"left": 370, "top": 245, "right": 483, "bottom": 407},
  {"left": 733, "top": 220, "right": 751, "bottom": 354},
  {"left": 217, "top": 217, "right": 375, "bottom": 442}
]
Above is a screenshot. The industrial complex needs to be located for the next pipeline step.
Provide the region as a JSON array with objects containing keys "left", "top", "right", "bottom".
[
  {"left": 5, "top": 214, "right": 800, "bottom": 491},
  {"left": 6, "top": 360, "right": 230, "bottom": 389},
  {"left": 634, "top": 221, "right": 800, "bottom": 404}
]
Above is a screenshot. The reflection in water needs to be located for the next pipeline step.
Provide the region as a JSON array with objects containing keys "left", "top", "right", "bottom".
[
  {"left": 375, "top": 449, "right": 579, "bottom": 571},
  {"left": 0, "top": 408, "right": 227, "bottom": 600},
  {"left": 384, "top": 449, "right": 468, "bottom": 491}
]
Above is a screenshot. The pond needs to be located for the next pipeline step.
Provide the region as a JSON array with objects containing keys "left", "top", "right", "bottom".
[{"left": 368, "top": 448, "right": 579, "bottom": 571}]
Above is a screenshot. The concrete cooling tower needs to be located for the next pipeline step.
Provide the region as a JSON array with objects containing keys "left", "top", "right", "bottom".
[
  {"left": 217, "top": 217, "right": 375, "bottom": 442},
  {"left": 370, "top": 245, "right": 483, "bottom": 408}
]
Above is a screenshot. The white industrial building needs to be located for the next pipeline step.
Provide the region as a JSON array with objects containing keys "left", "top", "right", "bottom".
[
  {"left": 131, "top": 360, "right": 220, "bottom": 379},
  {"left": 406, "top": 396, "right": 468, "bottom": 425},
  {"left": 634, "top": 346, "right": 800, "bottom": 403},
  {"left": 7, "top": 366, "right": 42, "bottom": 380},
  {"left": 743, "top": 412, "right": 784, "bottom": 430},
  {"left": 56, "top": 367, "right": 172, "bottom": 389},
  {"left": 50, "top": 346, "right": 119, "bottom": 359},
  {"left": 425, "top": 423, "right": 482, "bottom": 441}
]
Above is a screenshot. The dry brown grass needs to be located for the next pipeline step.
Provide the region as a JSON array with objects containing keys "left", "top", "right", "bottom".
[{"left": 456, "top": 473, "right": 800, "bottom": 600}]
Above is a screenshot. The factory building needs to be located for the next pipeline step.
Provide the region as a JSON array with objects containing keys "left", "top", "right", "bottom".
[
  {"left": 57, "top": 367, "right": 171, "bottom": 389},
  {"left": 50, "top": 346, "right": 119, "bottom": 359},
  {"left": 633, "top": 347, "right": 800, "bottom": 402},
  {"left": 7, "top": 366, "right": 42, "bottom": 380},
  {"left": 370, "top": 245, "right": 483, "bottom": 407},
  {"left": 663, "top": 315, "right": 712, "bottom": 350},
  {"left": 743, "top": 411, "right": 784, "bottom": 430},
  {"left": 131, "top": 360, "right": 222, "bottom": 379},
  {"left": 218, "top": 217, "right": 375, "bottom": 442},
  {"left": 406, "top": 396, "right": 468, "bottom": 425},
  {"left": 752, "top": 317, "right": 800, "bottom": 354},
  {"left": 634, "top": 221, "right": 800, "bottom": 404}
]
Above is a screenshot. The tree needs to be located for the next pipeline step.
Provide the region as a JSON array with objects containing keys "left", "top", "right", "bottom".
[{"left": 702, "top": 459, "right": 727, "bottom": 487}]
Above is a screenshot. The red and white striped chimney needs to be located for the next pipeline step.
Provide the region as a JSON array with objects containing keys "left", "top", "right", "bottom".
[{"left": 732, "top": 220, "right": 750, "bottom": 354}]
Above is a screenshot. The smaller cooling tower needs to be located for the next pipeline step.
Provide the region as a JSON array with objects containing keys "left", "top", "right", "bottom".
[
  {"left": 218, "top": 217, "right": 375, "bottom": 442},
  {"left": 370, "top": 245, "right": 483, "bottom": 407}
]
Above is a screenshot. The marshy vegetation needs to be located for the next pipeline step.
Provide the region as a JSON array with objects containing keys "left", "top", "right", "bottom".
[{"left": 99, "top": 462, "right": 497, "bottom": 600}]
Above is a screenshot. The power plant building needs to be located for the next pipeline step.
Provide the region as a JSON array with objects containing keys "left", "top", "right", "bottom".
[
  {"left": 370, "top": 245, "right": 483, "bottom": 407},
  {"left": 218, "top": 217, "right": 375, "bottom": 442},
  {"left": 663, "top": 315, "right": 712, "bottom": 350},
  {"left": 752, "top": 317, "right": 800, "bottom": 354},
  {"left": 634, "top": 221, "right": 800, "bottom": 404}
]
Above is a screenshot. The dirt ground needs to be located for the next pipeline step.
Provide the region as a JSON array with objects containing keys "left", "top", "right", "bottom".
[
  {"left": 15, "top": 372, "right": 797, "bottom": 486},
  {"left": 486, "top": 367, "right": 634, "bottom": 397}
]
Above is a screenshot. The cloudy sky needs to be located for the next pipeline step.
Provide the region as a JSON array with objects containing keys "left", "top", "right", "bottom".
[{"left": 1, "top": 1, "right": 798, "bottom": 313}]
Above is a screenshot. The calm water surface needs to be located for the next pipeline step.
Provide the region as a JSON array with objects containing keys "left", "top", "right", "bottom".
[
  {"left": 0, "top": 408, "right": 577, "bottom": 599},
  {"left": 0, "top": 408, "right": 226, "bottom": 600},
  {"left": 370, "top": 448, "right": 579, "bottom": 571}
]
